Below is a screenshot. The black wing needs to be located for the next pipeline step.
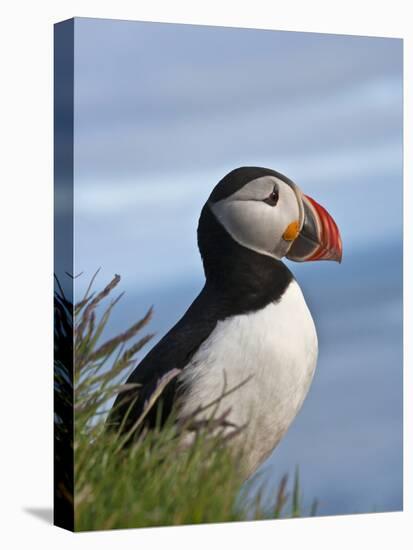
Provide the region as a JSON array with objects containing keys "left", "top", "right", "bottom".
[{"left": 106, "top": 285, "right": 220, "bottom": 434}]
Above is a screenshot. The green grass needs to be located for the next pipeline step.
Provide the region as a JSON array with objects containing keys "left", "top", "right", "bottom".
[{"left": 55, "top": 272, "right": 317, "bottom": 531}]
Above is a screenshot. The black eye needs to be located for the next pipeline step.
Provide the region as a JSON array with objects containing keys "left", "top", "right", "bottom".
[{"left": 264, "top": 187, "right": 279, "bottom": 206}]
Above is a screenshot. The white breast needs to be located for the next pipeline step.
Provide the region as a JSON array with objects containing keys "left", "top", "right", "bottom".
[{"left": 178, "top": 280, "right": 318, "bottom": 478}]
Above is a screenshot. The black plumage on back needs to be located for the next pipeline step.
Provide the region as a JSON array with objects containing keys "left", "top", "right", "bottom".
[{"left": 107, "top": 285, "right": 219, "bottom": 432}]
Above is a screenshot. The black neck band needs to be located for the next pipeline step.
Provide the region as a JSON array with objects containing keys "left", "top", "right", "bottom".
[{"left": 197, "top": 204, "right": 294, "bottom": 315}]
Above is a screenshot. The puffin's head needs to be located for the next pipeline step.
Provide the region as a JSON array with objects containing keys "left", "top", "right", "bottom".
[{"left": 203, "top": 166, "right": 342, "bottom": 263}]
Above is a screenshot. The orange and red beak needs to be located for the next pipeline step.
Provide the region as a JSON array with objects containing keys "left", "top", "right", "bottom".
[{"left": 287, "top": 194, "right": 342, "bottom": 263}]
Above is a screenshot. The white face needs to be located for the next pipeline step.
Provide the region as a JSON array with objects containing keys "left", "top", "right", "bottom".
[{"left": 210, "top": 175, "right": 304, "bottom": 260}]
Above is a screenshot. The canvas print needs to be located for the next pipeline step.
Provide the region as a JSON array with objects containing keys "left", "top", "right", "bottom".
[{"left": 54, "top": 17, "right": 403, "bottom": 531}]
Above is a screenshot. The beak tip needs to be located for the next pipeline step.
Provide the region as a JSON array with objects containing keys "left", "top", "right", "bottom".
[
  {"left": 336, "top": 239, "right": 343, "bottom": 264},
  {"left": 332, "top": 247, "right": 343, "bottom": 264},
  {"left": 334, "top": 243, "right": 343, "bottom": 263}
]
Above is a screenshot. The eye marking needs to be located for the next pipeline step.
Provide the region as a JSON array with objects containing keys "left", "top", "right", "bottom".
[{"left": 263, "top": 186, "right": 279, "bottom": 207}]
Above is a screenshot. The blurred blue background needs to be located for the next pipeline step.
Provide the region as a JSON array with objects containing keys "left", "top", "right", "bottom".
[{"left": 70, "top": 18, "right": 403, "bottom": 516}]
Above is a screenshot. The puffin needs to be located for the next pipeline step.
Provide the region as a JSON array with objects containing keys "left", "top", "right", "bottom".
[{"left": 108, "top": 166, "right": 342, "bottom": 478}]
